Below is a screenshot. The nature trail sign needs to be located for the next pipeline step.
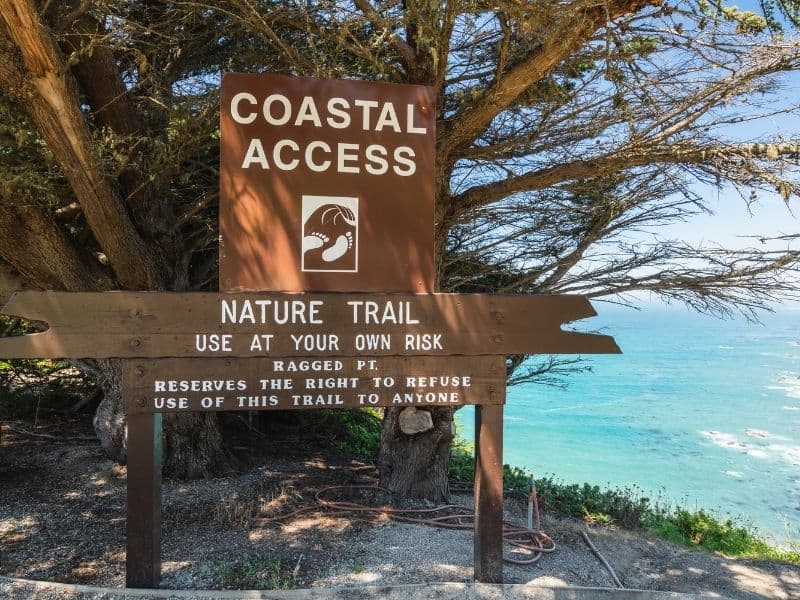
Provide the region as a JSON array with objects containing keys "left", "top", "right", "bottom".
[
  {"left": 123, "top": 356, "right": 507, "bottom": 413},
  {"left": 0, "top": 291, "right": 617, "bottom": 359},
  {"left": 0, "top": 289, "right": 618, "bottom": 587},
  {"left": 0, "top": 73, "right": 619, "bottom": 589}
]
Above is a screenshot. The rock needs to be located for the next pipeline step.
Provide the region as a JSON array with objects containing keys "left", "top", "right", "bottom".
[{"left": 398, "top": 407, "right": 433, "bottom": 434}]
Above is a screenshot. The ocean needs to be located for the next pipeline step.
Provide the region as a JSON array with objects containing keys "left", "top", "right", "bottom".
[{"left": 456, "top": 303, "right": 800, "bottom": 545}]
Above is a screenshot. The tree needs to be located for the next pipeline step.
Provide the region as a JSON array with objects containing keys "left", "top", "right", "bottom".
[
  {"left": 0, "top": 0, "right": 236, "bottom": 477},
  {"left": 1, "top": 1, "right": 799, "bottom": 495}
]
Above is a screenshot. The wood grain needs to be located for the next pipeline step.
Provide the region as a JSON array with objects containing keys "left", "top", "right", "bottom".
[
  {"left": 0, "top": 291, "right": 620, "bottom": 358},
  {"left": 123, "top": 356, "right": 506, "bottom": 413}
]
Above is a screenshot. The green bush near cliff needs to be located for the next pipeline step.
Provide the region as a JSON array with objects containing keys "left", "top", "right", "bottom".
[
  {"left": 447, "top": 438, "right": 800, "bottom": 564},
  {"left": 333, "top": 414, "right": 800, "bottom": 564}
]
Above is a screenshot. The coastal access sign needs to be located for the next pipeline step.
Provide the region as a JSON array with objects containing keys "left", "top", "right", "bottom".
[
  {"left": 219, "top": 73, "right": 436, "bottom": 292},
  {"left": 0, "top": 72, "right": 620, "bottom": 589}
]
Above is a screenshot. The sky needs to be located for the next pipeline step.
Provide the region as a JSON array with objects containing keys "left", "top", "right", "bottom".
[
  {"left": 635, "top": 3, "right": 800, "bottom": 306},
  {"left": 639, "top": 1, "right": 799, "bottom": 248}
]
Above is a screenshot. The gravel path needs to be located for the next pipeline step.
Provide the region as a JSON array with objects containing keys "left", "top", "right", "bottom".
[{"left": 1, "top": 425, "right": 798, "bottom": 599}]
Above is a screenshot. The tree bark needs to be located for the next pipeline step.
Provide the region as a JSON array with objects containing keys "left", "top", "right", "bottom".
[
  {"left": 57, "top": 8, "right": 178, "bottom": 265},
  {"left": 0, "top": 1, "right": 233, "bottom": 480},
  {"left": 89, "top": 359, "right": 236, "bottom": 478},
  {"left": 0, "top": 0, "right": 164, "bottom": 290},
  {"left": 378, "top": 406, "right": 454, "bottom": 502},
  {"left": 0, "top": 202, "right": 113, "bottom": 292}
]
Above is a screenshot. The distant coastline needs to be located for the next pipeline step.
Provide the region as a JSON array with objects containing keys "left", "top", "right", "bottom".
[{"left": 457, "top": 305, "right": 800, "bottom": 545}]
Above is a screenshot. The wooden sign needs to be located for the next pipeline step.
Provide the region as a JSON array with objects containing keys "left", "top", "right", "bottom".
[
  {"left": 0, "top": 291, "right": 619, "bottom": 359},
  {"left": 123, "top": 356, "right": 505, "bottom": 414},
  {"left": 219, "top": 73, "right": 435, "bottom": 292},
  {"left": 0, "top": 69, "right": 622, "bottom": 591}
]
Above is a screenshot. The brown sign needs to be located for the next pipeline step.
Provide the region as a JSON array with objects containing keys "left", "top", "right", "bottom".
[
  {"left": 123, "top": 356, "right": 505, "bottom": 414},
  {"left": 0, "top": 291, "right": 620, "bottom": 359},
  {"left": 219, "top": 73, "right": 435, "bottom": 292}
]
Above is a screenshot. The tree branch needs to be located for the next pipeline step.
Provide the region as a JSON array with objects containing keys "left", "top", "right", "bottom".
[
  {"left": 56, "top": 7, "right": 177, "bottom": 270},
  {"left": 0, "top": 0, "right": 164, "bottom": 290},
  {"left": 354, "top": 0, "right": 416, "bottom": 69},
  {"left": 450, "top": 142, "right": 800, "bottom": 217},
  {"left": 0, "top": 201, "right": 113, "bottom": 291},
  {"left": 438, "top": 0, "right": 662, "bottom": 161}
]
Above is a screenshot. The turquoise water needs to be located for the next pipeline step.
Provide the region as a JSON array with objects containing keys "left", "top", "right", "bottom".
[{"left": 457, "top": 304, "right": 800, "bottom": 545}]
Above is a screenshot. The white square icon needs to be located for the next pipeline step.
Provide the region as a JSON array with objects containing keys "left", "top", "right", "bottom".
[{"left": 301, "top": 195, "right": 359, "bottom": 272}]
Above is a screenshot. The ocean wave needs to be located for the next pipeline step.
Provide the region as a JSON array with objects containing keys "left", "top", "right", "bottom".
[
  {"left": 701, "top": 431, "right": 769, "bottom": 459},
  {"left": 758, "top": 352, "right": 800, "bottom": 360},
  {"left": 745, "top": 428, "right": 788, "bottom": 441},
  {"left": 701, "top": 430, "right": 800, "bottom": 466},
  {"left": 770, "top": 445, "right": 800, "bottom": 467},
  {"left": 722, "top": 470, "right": 744, "bottom": 478},
  {"left": 768, "top": 373, "right": 800, "bottom": 400},
  {"left": 783, "top": 405, "right": 800, "bottom": 411}
]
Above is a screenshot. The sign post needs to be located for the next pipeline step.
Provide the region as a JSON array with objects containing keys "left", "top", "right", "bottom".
[
  {"left": 0, "top": 74, "right": 620, "bottom": 588},
  {"left": 0, "top": 289, "right": 618, "bottom": 587},
  {"left": 474, "top": 403, "right": 504, "bottom": 583},
  {"left": 125, "top": 412, "right": 162, "bottom": 588}
]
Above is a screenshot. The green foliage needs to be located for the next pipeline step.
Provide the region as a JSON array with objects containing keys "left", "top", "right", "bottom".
[
  {"left": 534, "top": 477, "right": 653, "bottom": 530},
  {"left": 447, "top": 434, "right": 475, "bottom": 481},
  {"left": 268, "top": 408, "right": 382, "bottom": 458},
  {"left": 328, "top": 408, "right": 382, "bottom": 458},
  {"left": 447, "top": 434, "right": 799, "bottom": 564},
  {"left": 698, "top": 2, "right": 770, "bottom": 33},
  {"left": 721, "top": 6, "right": 769, "bottom": 33},
  {"left": 210, "top": 556, "right": 296, "bottom": 589},
  {"left": 0, "top": 315, "right": 90, "bottom": 418},
  {"left": 646, "top": 510, "right": 800, "bottom": 562},
  {"left": 757, "top": 0, "right": 800, "bottom": 29}
]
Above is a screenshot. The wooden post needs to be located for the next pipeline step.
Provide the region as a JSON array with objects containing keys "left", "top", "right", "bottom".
[
  {"left": 474, "top": 403, "right": 504, "bottom": 583},
  {"left": 126, "top": 411, "right": 162, "bottom": 588}
]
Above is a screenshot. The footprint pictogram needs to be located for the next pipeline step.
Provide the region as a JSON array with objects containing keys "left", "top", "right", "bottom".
[
  {"left": 302, "top": 203, "right": 357, "bottom": 270},
  {"left": 304, "top": 232, "right": 330, "bottom": 251},
  {"left": 321, "top": 231, "right": 353, "bottom": 262}
]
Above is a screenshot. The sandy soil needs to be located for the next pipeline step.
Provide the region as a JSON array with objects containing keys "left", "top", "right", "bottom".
[{"left": 1, "top": 419, "right": 798, "bottom": 599}]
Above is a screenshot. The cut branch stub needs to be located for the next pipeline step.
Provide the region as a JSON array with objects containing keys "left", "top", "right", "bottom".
[{"left": 399, "top": 407, "right": 434, "bottom": 434}]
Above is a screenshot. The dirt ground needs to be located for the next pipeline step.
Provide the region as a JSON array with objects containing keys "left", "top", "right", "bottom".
[{"left": 1, "top": 419, "right": 798, "bottom": 599}]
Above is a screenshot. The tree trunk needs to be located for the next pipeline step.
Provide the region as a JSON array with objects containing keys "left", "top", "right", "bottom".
[
  {"left": 90, "top": 359, "right": 237, "bottom": 479},
  {"left": 377, "top": 406, "right": 454, "bottom": 502},
  {"left": 0, "top": 1, "right": 236, "bottom": 480}
]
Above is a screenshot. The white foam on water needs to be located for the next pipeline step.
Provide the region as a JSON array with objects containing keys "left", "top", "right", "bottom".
[
  {"left": 783, "top": 405, "right": 800, "bottom": 411},
  {"left": 701, "top": 431, "right": 800, "bottom": 466},
  {"left": 745, "top": 428, "right": 769, "bottom": 439},
  {"left": 722, "top": 470, "right": 744, "bottom": 478},
  {"left": 745, "top": 428, "right": 788, "bottom": 441},
  {"left": 767, "top": 444, "right": 800, "bottom": 467},
  {"left": 701, "top": 430, "right": 751, "bottom": 453},
  {"left": 758, "top": 352, "right": 800, "bottom": 360},
  {"left": 744, "top": 447, "right": 770, "bottom": 459},
  {"left": 768, "top": 373, "right": 800, "bottom": 399}
]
